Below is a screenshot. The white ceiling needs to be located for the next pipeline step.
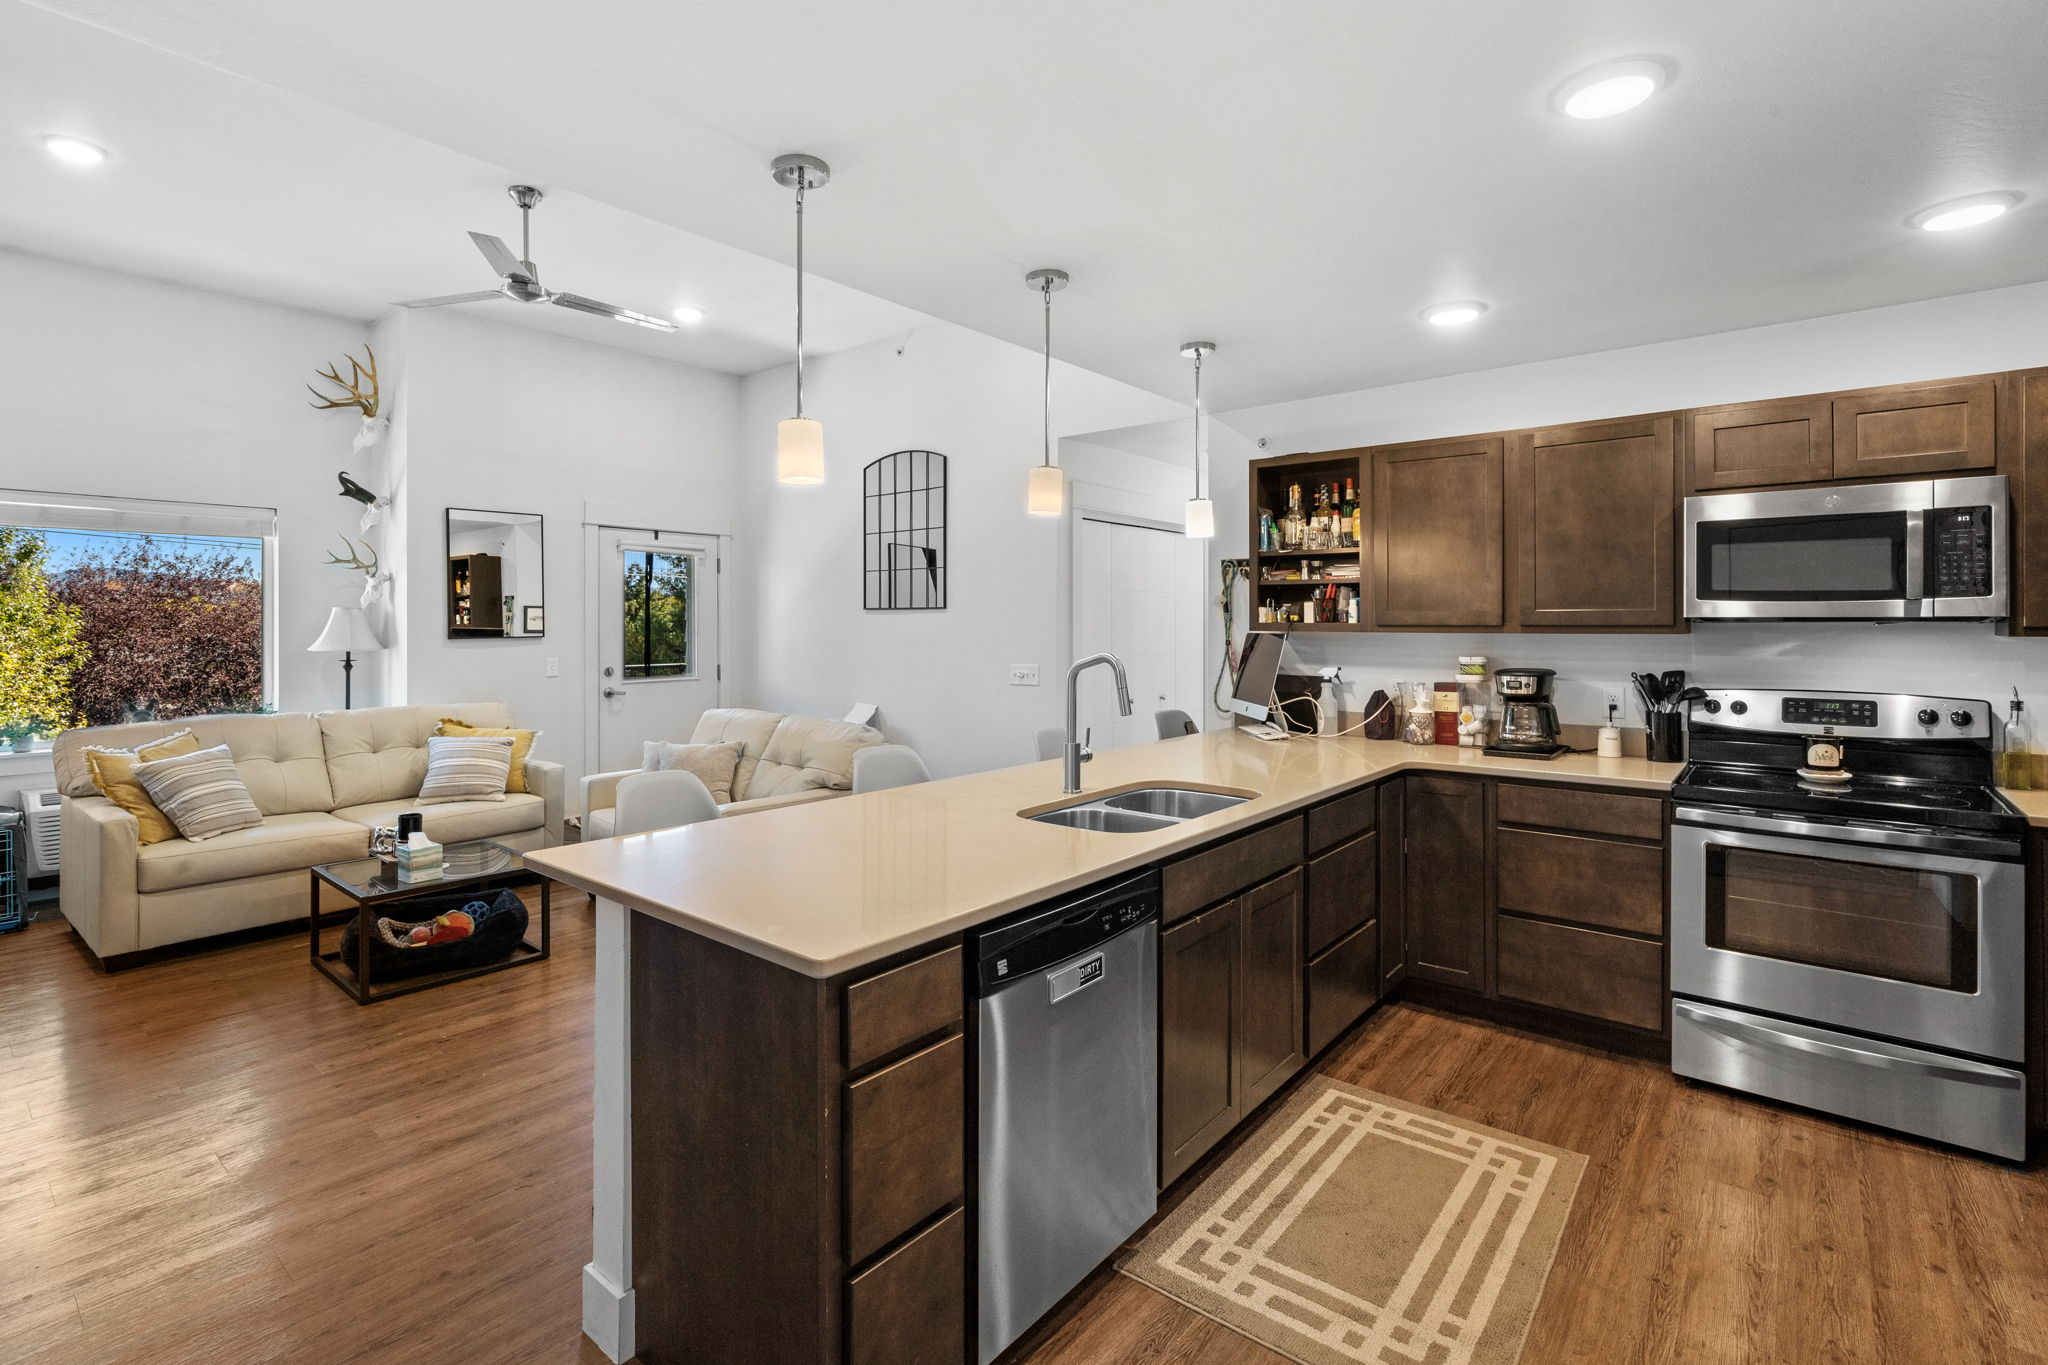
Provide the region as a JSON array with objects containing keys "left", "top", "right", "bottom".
[
  {"left": 0, "top": 2, "right": 931, "bottom": 374},
  {"left": 16, "top": 0, "right": 2048, "bottom": 409}
]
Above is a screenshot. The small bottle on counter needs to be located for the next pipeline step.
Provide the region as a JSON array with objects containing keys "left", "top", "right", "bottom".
[{"left": 2002, "top": 689, "right": 2034, "bottom": 790}]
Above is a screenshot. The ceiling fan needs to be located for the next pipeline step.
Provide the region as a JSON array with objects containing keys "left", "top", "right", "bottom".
[{"left": 396, "top": 185, "right": 676, "bottom": 331}]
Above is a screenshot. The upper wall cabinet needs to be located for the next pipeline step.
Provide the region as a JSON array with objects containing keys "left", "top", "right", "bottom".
[
  {"left": 1831, "top": 378, "right": 1996, "bottom": 481},
  {"left": 2016, "top": 367, "right": 2048, "bottom": 635},
  {"left": 1372, "top": 437, "right": 1503, "bottom": 629},
  {"left": 1515, "top": 415, "right": 1678, "bottom": 630},
  {"left": 1689, "top": 397, "right": 1833, "bottom": 490}
]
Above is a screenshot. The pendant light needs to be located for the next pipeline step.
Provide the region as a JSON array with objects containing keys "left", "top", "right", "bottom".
[
  {"left": 772, "top": 153, "right": 830, "bottom": 485},
  {"left": 1025, "top": 268, "right": 1069, "bottom": 516},
  {"left": 1180, "top": 341, "right": 1216, "bottom": 538}
]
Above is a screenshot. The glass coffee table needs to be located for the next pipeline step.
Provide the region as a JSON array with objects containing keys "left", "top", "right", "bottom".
[{"left": 310, "top": 839, "right": 551, "bottom": 1004}]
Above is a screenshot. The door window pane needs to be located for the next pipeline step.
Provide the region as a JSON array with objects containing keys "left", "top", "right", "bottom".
[
  {"left": 622, "top": 550, "right": 691, "bottom": 678},
  {"left": 1705, "top": 846, "right": 1977, "bottom": 990}
]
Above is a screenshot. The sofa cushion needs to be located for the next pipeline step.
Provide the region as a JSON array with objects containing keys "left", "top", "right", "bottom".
[
  {"left": 82, "top": 729, "right": 202, "bottom": 846},
  {"left": 333, "top": 794, "right": 546, "bottom": 845},
  {"left": 686, "top": 709, "right": 784, "bottom": 801},
  {"left": 417, "top": 735, "right": 514, "bottom": 804},
  {"left": 642, "top": 739, "right": 743, "bottom": 804},
  {"left": 135, "top": 811, "right": 370, "bottom": 893},
  {"left": 55, "top": 712, "right": 336, "bottom": 815},
  {"left": 135, "top": 745, "right": 265, "bottom": 843},
  {"left": 749, "top": 716, "right": 885, "bottom": 798},
  {"left": 318, "top": 704, "right": 514, "bottom": 808},
  {"left": 435, "top": 718, "right": 541, "bottom": 793}
]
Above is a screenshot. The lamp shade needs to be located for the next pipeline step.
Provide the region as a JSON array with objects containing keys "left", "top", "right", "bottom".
[
  {"left": 1026, "top": 463, "right": 1065, "bottom": 517},
  {"left": 777, "top": 417, "right": 825, "bottom": 485},
  {"left": 307, "top": 606, "right": 384, "bottom": 654},
  {"left": 1183, "top": 498, "right": 1215, "bottom": 539}
]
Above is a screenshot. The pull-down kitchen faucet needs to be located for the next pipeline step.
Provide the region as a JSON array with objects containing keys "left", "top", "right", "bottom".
[{"left": 1062, "top": 652, "right": 1134, "bottom": 793}]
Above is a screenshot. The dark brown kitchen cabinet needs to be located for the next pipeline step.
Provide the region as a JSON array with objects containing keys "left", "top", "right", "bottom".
[
  {"left": 1305, "top": 830, "right": 1377, "bottom": 957},
  {"left": 1515, "top": 415, "right": 1679, "bottom": 629},
  {"left": 1402, "top": 776, "right": 1487, "bottom": 989},
  {"left": 1160, "top": 900, "right": 1241, "bottom": 1186},
  {"left": 1306, "top": 919, "right": 1379, "bottom": 1056},
  {"left": 1159, "top": 870, "right": 1306, "bottom": 1186},
  {"left": 1832, "top": 378, "right": 1996, "bottom": 480},
  {"left": 1378, "top": 782, "right": 1407, "bottom": 995},
  {"left": 2010, "top": 367, "right": 2048, "bottom": 635},
  {"left": 1495, "top": 916, "right": 1664, "bottom": 1032},
  {"left": 1371, "top": 437, "right": 1504, "bottom": 628},
  {"left": 1689, "top": 397, "right": 1834, "bottom": 490}
]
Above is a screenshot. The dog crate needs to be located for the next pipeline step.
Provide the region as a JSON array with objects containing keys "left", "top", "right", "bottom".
[{"left": 0, "top": 807, "right": 23, "bottom": 934}]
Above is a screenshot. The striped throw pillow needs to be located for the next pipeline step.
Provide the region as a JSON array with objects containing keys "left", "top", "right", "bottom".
[
  {"left": 133, "top": 744, "right": 264, "bottom": 843},
  {"left": 417, "top": 734, "right": 515, "bottom": 805}
]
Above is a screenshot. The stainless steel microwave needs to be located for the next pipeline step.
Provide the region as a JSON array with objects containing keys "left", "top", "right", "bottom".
[{"left": 1684, "top": 475, "right": 2007, "bottom": 621}]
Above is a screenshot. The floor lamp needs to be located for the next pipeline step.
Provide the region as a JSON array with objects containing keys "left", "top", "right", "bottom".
[{"left": 307, "top": 607, "right": 384, "bottom": 710}]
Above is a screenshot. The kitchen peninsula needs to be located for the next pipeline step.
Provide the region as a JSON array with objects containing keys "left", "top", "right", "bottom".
[{"left": 526, "top": 729, "right": 1684, "bottom": 1365}]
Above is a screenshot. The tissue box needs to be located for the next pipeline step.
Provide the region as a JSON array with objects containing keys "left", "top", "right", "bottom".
[{"left": 395, "top": 836, "right": 444, "bottom": 883}]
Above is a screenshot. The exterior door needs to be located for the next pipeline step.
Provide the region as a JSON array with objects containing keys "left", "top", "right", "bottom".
[
  {"left": 592, "top": 526, "right": 720, "bottom": 775},
  {"left": 1073, "top": 515, "right": 1205, "bottom": 750}
]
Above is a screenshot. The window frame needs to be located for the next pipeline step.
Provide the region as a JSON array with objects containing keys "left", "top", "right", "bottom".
[{"left": 618, "top": 544, "right": 699, "bottom": 683}]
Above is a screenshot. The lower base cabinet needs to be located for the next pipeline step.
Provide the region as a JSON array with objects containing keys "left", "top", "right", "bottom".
[
  {"left": 1306, "top": 917, "right": 1380, "bottom": 1056},
  {"left": 847, "top": 1208, "right": 966, "bottom": 1365},
  {"left": 1495, "top": 915, "right": 1663, "bottom": 1031}
]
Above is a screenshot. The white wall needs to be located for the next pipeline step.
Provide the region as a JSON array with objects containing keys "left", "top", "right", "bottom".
[
  {"left": 735, "top": 322, "right": 1186, "bottom": 778},
  {"left": 1190, "top": 280, "right": 2048, "bottom": 730},
  {"left": 379, "top": 308, "right": 741, "bottom": 792}
]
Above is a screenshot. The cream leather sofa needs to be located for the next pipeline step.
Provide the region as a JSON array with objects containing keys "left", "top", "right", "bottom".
[
  {"left": 580, "top": 707, "right": 886, "bottom": 838},
  {"left": 55, "top": 703, "right": 563, "bottom": 968}
]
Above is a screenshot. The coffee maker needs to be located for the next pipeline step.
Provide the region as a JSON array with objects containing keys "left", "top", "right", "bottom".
[{"left": 1484, "top": 667, "right": 1569, "bottom": 759}]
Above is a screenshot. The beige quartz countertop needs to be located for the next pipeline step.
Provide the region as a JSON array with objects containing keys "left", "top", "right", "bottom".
[
  {"left": 525, "top": 731, "right": 1681, "bottom": 979},
  {"left": 1997, "top": 788, "right": 2048, "bottom": 825}
]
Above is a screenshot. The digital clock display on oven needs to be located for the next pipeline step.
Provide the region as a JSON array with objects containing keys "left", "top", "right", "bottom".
[{"left": 1781, "top": 697, "right": 1878, "bottom": 727}]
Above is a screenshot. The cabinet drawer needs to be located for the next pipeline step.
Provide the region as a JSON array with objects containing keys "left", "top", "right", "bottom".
[
  {"left": 1305, "top": 830, "right": 1378, "bottom": 957},
  {"left": 1495, "top": 783, "right": 1662, "bottom": 842},
  {"left": 1496, "top": 916, "right": 1663, "bottom": 1032},
  {"left": 1495, "top": 829, "right": 1664, "bottom": 937},
  {"left": 1306, "top": 918, "right": 1379, "bottom": 1057},
  {"left": 846, "top": 1034, "right": 964, "bottom": 1265},
  {"left": 845, "top": 946, "right": 963, "bottom": 1072},
  {"left": 846, "top": 1207, "right": 966, "bottom": 1365},
  {"left": 1307, "top": 786, "right": 1377, "bottom": 853},
  {"left": 1163, "top": 817, "right": 1303, "bottom": 925}
]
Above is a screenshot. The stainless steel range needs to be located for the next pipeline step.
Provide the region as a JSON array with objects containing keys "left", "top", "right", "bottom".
[{"left": 1669, "top": 688, "right": 2028, "bottom": 1160}]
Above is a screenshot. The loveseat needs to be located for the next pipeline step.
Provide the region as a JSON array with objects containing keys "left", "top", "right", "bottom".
[
  {"left": 579, "top": 707, "right": 885, "bottom": 838},
  {"left": 54, "top": 703, "right": 563, "bottom": 968}
]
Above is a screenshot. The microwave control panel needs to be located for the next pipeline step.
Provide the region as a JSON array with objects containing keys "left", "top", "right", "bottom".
[{"left": 1929, "top": 505, "right": 1993, "bottom": 599}]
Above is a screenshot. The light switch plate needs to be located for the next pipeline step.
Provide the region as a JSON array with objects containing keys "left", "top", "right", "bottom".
[
  {"left": 546, "top": 657, "right": 560, "bottom": 678},
  {"left": 1009, "top": 664, "right": 1040, "bottom": 686}
]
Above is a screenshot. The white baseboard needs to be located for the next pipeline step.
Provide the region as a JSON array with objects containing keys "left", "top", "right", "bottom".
[{"left": 582, "top": 1262, "right": 635, "bottom": 1363}]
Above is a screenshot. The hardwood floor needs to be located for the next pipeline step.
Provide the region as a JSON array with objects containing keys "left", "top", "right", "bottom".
[{"left": 3, "top": 906, "right": 2043, "bottom": 1365}]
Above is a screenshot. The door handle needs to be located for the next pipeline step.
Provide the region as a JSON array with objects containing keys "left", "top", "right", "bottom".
[{"left": 603, "top": 687, "right": 622, "bottom": 699}]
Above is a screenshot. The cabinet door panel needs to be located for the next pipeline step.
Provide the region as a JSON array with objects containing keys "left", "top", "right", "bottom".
[
  {"left": 1372, "top": 438, "right": 1504, "bottom": 627},
  {"left": 1306, "top": 919, "right": 1379, "bottom": 1057},
  {"left": 1689, "top": 398, "right": 1833, "bottom": 489},
  {"left": 1403, "top": 776, "right": 1487, "bottom": 989},
  {"left": 1160, "top": 902, "right": 1240, "bottom": 1185},
  {"left": 847, "top": 1207, "right": 966, "bottom": 1365},
  {"left": 1518, "top": 416, "right": 1677, "bottom": 628},
  {"left": 1494, "top": 829, "right": 1664, "bottom": 937},
  {"left": 1832, "top": 379, "right": 1995, "bottom": 479},
  {"left": 2017, "top": 369, "right": 2048, "bottom": 634},
  {"left": 1496, "top": 915, "right": 1664, "bottom": 1032},
  {"left": 1378, "top": 782, "right": 1407, "bottom": 994},
  {"left": 845, "top": 1034, "right": 965, "bottom": 1265},
  {"left": 1305, "top": 831, "right": 1378, "bottom": 957},
  {"left": 1237, "top": 871, "right": 1305, "bottom": 1115}
]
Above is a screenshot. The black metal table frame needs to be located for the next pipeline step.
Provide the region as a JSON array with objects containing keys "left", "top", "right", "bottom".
[{"left": 308, "top": 844, "right": 552, "bottom": 1005}]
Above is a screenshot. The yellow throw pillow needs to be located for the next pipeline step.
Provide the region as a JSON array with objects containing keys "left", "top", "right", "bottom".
[
  {"left": 82, "top": 729, "right": 203, "bottom": 845},
  {"left": 434, "top": 718, "right": 539, "bottom": 794}
]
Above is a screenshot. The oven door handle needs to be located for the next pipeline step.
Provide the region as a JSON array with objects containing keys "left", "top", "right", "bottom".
[
  {"left": 1674, "top": 1001, "right": 2020, "bottom": 1085},
  {"left": 1672, "top": 804, "right": 2021, "bottom": 860},
  {"left": 1903, "top": 507, "right": 1926, "bottom": 601}
]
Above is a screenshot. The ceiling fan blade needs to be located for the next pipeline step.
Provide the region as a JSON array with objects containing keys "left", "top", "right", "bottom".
[
  {"left": 551, "top": 292, "right": 678, "bottom": 332},
  {"left": 469, "top": 231, "right": 529, "bottom": 281},
  {"left": 394, "top": 290, "right": 505, "bottom": 309}
]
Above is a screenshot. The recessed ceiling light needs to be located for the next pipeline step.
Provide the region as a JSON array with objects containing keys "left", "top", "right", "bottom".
[
  {"left": 1422, "top": 301, "right": 1488, "bottom": 327},
  {"left": 42, "top": 134, "right": 108, "bottom": 166},
  {"left": 670, "top": 304, "right": 706, "bottom": 324},
  {"left": 1909, "top": 191, "right": 2023, "bottom": 232},
  {"left": 1551, "top": 59, "right": 1668, "bottom": 119}
]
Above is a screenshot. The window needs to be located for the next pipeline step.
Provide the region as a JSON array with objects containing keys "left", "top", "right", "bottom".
[
  {"left": 621, "top": 548, "right": 692, "bottom": 679},
  {"left": 0, "top": 490, "right": 275, "bottom": 750}
]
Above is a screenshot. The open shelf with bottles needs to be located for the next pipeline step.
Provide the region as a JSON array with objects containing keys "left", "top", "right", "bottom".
[{"left": 1249, "top": 448, "right": 1368, "bottom": 631}]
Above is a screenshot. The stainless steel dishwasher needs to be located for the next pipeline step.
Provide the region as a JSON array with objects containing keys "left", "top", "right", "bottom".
[{"left": 973, "top": 870, "right": 1159, "bottom": 1365}]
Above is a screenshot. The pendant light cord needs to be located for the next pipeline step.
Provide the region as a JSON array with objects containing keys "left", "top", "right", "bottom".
[
  {"left": 1040, "top": 277, "right": 1053, "bottom": 468},
  {"left": 794, "top": 179, "right": 807, "bottom": 420},
  {"left": 1192, "top": 347, "right": 1204, "bottom": 499}
]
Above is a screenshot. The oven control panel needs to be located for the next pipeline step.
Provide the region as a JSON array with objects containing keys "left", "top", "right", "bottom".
[
  {"left": 1929, "top": 505, "right": 1993, "bottom": 599},
  {"left": 1692, "top": 689, "right": 1991, "bottom": 740}
]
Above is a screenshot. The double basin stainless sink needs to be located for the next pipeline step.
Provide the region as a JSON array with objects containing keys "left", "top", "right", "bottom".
[{"left": 1025, "top": 786, "right": 1252, "bottom": 834}]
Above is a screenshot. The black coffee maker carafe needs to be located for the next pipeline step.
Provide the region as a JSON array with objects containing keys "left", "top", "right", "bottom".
[{"left": 1484, "top": 667, "right": 1568, "bottom": 759}]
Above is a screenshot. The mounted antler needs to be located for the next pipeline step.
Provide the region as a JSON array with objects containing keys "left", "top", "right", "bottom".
[
  {"left": 324, "top": 536, "right": 380, "bottom": 578},
  {"left": 308, "top": 347, "right": 379, "bottom": 417}
]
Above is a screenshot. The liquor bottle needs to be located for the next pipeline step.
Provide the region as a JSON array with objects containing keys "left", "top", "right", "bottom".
[
  {"left": 1342, "top": 478, "right": 1358, "bottom": 546},
  {"left": 1312, "top": 483, "right": 1336, "bottom": 551},
  {"left": 1286, "top": 483, "right": 1305, "bottom": 550}
]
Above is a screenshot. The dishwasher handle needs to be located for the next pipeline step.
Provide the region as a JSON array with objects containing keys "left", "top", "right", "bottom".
[{"left": 972, "top": 869, "right": 1159, "bottom": 996}]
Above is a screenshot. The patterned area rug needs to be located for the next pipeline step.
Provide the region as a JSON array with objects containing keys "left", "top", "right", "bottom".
[{"left": 1124, "top": 1080, "right": 1586, "bottom": 1365}]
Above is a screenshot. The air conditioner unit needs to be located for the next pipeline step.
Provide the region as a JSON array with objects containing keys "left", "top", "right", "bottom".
[{"left": 16, "top": 788, "right": 61, "bottom": 878}]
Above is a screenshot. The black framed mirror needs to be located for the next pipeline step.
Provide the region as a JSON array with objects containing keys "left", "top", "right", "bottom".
[
  {"left": 863, "top": 449, "right": 947, "bottom": 610},
  {"left": 446, "top": 508, "right": 544, "bottom": 638}
]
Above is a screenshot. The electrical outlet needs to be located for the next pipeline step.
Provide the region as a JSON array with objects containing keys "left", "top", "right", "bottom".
[
  {"left": 545, "top": 657, "right": 560, "bottom": 678},
  {"left": 1009, "top": 664, "right": 1040, "bottom": 687},
  {"left": 1598, "top": 682, "right": 1626, "bottom": 721}
]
